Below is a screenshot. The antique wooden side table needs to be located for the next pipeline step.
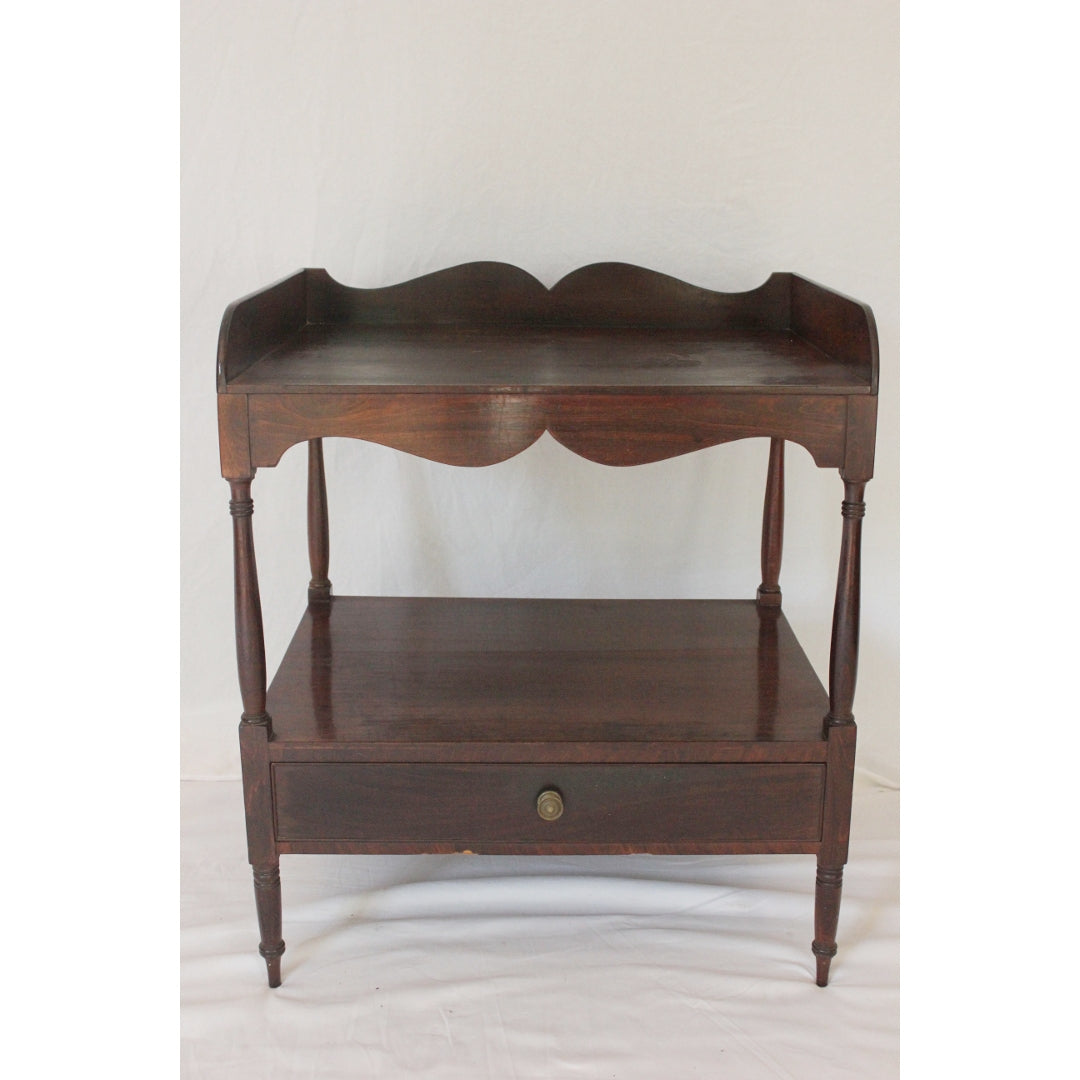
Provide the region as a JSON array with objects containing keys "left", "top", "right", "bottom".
[{"left": 216, "top": 262, "right": 878, "bottom": 988}]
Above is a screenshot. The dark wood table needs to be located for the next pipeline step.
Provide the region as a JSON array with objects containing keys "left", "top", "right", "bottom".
[{"left": 217, "top": 261, "right": 878, "bottom": 988}]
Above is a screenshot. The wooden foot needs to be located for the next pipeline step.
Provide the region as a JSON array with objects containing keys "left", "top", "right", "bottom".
[
  {"left": 812, "top": 864, "right": 844, "bottom": 986},
  {"left": 253, "top": 865, "right": 285, "bottom": 988}
]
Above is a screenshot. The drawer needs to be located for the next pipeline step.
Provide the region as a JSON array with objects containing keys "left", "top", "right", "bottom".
[{"left": 272, "top": 763, "right": 824, "bottom": 844}]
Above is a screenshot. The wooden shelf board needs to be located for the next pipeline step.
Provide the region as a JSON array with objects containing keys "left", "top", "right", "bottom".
[{"left": 265, "top": 597, "right": 830, "bottom": 757}]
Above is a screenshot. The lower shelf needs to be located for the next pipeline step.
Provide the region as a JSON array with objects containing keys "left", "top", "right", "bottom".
[{"left": 265, "top": 596, "right": 831, "bottom": 763}]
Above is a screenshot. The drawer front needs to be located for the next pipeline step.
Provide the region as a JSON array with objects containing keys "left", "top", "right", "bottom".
[{"left": 273, "top": 763, "right": 824, "bottom": 844}]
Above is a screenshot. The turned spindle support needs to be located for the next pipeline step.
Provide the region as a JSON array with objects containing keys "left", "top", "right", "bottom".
[
  {"left": 229, "top": 476, "right": 285, "bottom": 985},
  {"left": 307, "top": 439, "right": 332, "bottom": 603},
  {"left": 757, "top": 438, "right": 784, "bottom": 607},
  {"left": 827, "top": 481, "right": 866, "bottom": 728},
  {"left": 812, "top": 477, "right": 866, "bottom": 986},
  {"left": 229, "top": 478, "right": 270, "bottom": 729}
]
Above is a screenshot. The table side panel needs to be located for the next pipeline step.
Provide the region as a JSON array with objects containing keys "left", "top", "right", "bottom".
[{"left": 248, "top": 392, "right": 848, "bottom": 468}]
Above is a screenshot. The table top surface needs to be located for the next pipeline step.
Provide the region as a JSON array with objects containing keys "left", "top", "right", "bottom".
[{"left": 226, "top": 323, "right": 872, "bottom": 395}]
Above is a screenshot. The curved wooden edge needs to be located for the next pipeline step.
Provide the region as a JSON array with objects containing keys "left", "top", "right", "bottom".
[
  {"left": 789, "top": 274, "right": 880, "bottom": 394},
  {"left": 216, "top": 269, "right": 307, "bottom": 391},
  {"left": 305, "top": 261, "right": 791, "bottom": 331},
  {"left": 309, "top": 261, "right": 549, "bottom": 320},
  {"left": 217, "top": 265, "right": 878, "bottom": 394},
  {"left": 247, "top": 393, "right": 849, "bottom": 470}
]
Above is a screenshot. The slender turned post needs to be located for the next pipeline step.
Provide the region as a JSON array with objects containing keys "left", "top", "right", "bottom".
[
  {"left": 756, "top": 438, "right": 784, "bottom": 607},
  {"left": 827, "top": 481, "right": 866, "bottom": 728},
  {"left": 229, "top": 477, "right": 284, "bottom": 985},
  {"left": 813, "top": 478, "right": 866, "bottom": 986},
  {"left": 229, "top": 478, "right": 270, "bottom": 728},
  {"left": 307, "top": 439, "right": 332, "bottom": 603}
]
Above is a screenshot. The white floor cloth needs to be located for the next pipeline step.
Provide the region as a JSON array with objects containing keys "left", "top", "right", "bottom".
[{"left": 181, "top": 771, "right": 898, "bottom": 1077}]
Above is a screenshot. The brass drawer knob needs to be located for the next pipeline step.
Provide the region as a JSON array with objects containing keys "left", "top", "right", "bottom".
[{"left": 536, "top": 789, "right": 564, "bottom": 821}]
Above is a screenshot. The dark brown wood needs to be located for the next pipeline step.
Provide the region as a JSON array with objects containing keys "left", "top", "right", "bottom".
[
  {"left": 815, "top": 475, "right": 865, "bottom": 986},
  {"left": 264, "top": 598, "right": 829, "bottom": 753},
  {"left": 228, "top": 479, "right": 268, "bottom": 727},
  {"left": 239, "top": 710, "right": 282, "bottom": 986},
  {"left": 218, "top": 264, "right": 877, "bottom": 398},
  {"left": 755, "top": 607, "right": 780, "bottom": 741},
  {"left": 217, "top": 269, "right": 306, "bottom": 389},
  {"left": 217, "top": 395, "right": 251, "bottom": 479},
  {"left": 306, "top": 439, "right": 331, "bottom": 602},
  {"left": 844, "top": 395, "right": 879, "bottom": 482},
  {"left": 246, "top": 391, "right": 849, "bottom": 470},
  {"left": 216, "top": 263, "right": 879, "bottom": 987},
  {"left": 757, "top": 438, "right": 785, "bottom": 606},
  {"left": 252, "top": 864, "right": 284, "bottom": 988},
  {"left": 275, "top": 838, "right": 822, "bottom": 857},
  {"left": 309, "top": 602, "right": 334, "bottom": 740},
  {"left": 789, "top": 273, "right": 879, "bottom": 393},
  {"left": 273, "top": 763, "right": 824, "bottom": 846},
  {"left": 827, "top": 482, "right": 866, "bottom": 727},
  {"left": 304, "top": 262, "right": 792, "bottom": 331},
  {"left": 815, "top": 721, "right": 857, "bottom": 985},
  {"left": 813, "top": 865, "right": 844, "bottom": 987},
  {"left": 227, "top": 325, "right": 871, "bottom": 395}
]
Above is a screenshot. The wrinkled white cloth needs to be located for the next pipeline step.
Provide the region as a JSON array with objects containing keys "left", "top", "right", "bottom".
[{"left": 181, "top": 770, "right": 898, "bottom": 1077}]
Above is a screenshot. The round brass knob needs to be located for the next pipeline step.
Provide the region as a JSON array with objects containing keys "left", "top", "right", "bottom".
[{"left": 536, "top": 789, "right": 564, "bottom": 821}]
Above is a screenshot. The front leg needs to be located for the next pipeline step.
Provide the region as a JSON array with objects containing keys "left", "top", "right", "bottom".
[
  {"left": 229, "top": 475, "right": 284, "bottom": 985},
  {"left": 253, "top": 864, "right": 285, "bottom": 988},
  {"left": 813, "top": 479, "right": 865, "bottom": 985}
]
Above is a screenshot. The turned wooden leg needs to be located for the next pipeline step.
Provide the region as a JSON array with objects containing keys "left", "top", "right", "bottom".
[
  {"left": 813, "top": 865, "right": 844, "bottom": 986},
  {"left": 307, "top": 439, "right": 332, "bottom": 603},
  {"left": 812, "top": 478, "right": 866, "bottom": 985},
  {"left": 253, "top": 864, "right": 285, "bottom": 988},
  {"left": 756, "top": 438, "right": 784, "bottom": 607},
  {"left": 229, "top": 479, "right": 270, "bottom": 728},
  {"left": 826, "top": 481, "right": 865, "bottom": 727},
  {"left": 229, "top": 477, "right": 284, "bottom": 985}
]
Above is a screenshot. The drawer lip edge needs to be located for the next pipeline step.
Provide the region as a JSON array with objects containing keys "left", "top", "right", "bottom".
[{"left": 267, "top": 742, "right": 830, "bottom": 764}]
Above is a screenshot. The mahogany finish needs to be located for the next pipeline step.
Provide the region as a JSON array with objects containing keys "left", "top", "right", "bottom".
[
  {"left": 227, "top": 480, "right": 269, "bottom": 728},
  {"left": 265, "top": 598, "right": 829, "bottom": 753},
  {"left": 757, "top": 438, "right": 785, "bottom": 607},
  {"left": 244, "top": 389, "right": 854, "bottom": 470},
  {"left": 217, "top": 262, "right": 878, "bottom": 989},
  {"left": 273, "top": 763, "right": 825, "bottom": 847},
  {"left": 305, "top": 439, "right": 331, "bottom": 603}
]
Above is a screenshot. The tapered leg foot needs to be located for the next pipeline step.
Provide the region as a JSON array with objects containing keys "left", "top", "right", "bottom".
[
  {"left": 812, "top": 864, "right": 844, "bottom": 986},
  {"left": 253, "top": 865, "right": 285, "bottom": 988}
]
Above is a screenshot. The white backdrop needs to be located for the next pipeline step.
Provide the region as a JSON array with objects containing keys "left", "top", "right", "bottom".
[{"left": 181, "top": 0, "right": 899, "bottom": 782}]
